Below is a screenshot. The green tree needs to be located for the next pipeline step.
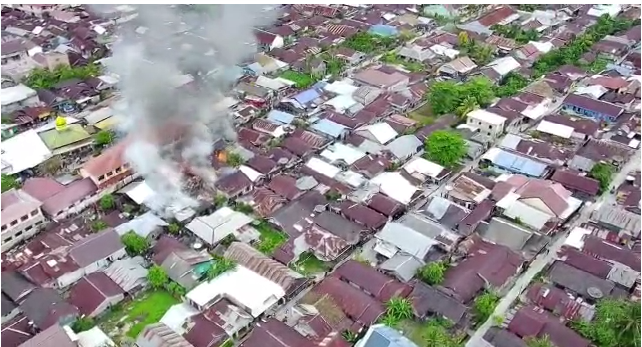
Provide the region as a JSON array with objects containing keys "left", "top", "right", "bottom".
[
  {"left": 473, "top": 291, "right": 500, "bottom": 324},
  {"left": 494, "top": 72, "right": 530, "bottom": 98},
  {"left": 91, "top": 220, "right": 108, "bottom": 232},
  {"left": 526, "top": 335, "right": 555, "bottom": 347},
  {"left": 167, "top": 223, "right": 181, "bottom": 235},
  {"left": 589, "top": 162, "right": 615, "bottom": 193},
  {"left": 421, "top": 320, "right": 463, "bottom": 347},
  {"left": 166, "top": 281, "right": 186, "bottom": 298},
  {"left": 424, "top": 130, "right": 468, "bottom": 168},
  {"left": 455, "top": 96, "right": 479, "bottom": 118},
  {"left": 428, "top": 81, "right": 461, "bottom": 115},
  {"left": 417, "top": 261, "right": 447, "bottom": 285},
  {"left": 99, "top": 194, "right": 115, "bottom": 211},
  {"left": 234, "top": 202, "right": 254, "bottom": 214},
  {"left": 206, "top": 258, "right": 237, "bottom": 280},
  {"left": 572, "top": 298, "right": 641, "bottom": 347},
  {"left": 341, "top": 330, "right": 359, "bottom": 343},
  {"left": 94, "top": 130, "right": 114, "bottom": 147},
  {"left": 458, "top": 31, "right": 469, "bottom": 47},
  {"left": 385, "top": 297, "right": 414, "bottom": 323},
  {"left": 1, "top": 174, "right": 19, "bottom": 192},
  {"left": 462, "top": 76, "right": 495, "bottom": 107},
  {"left": 121, "top": 231, "right": 150, "bottom": 256},
  {"left": 214, "top": 194, "right": 228, "bottom": 208},
  {"left": 467, "top": 43, "right": 494, "bottom": 65},
  {"left": 71, "top": 317, "right": 95, "bottom": 333},
  {"left": 24, "top": 64, "right": 101, "bottom": 89},
  {"left": 325, "top": 190, "right": 342, "bottom": 201},
  {"left": 225, "top": 151, "right": 244, "bottom": 168},
  {"left": 147, "top": 265, "right": 169, "bottom": 289}
]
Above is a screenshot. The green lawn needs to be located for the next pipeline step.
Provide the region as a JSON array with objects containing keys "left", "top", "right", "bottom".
[
  {"left": 408, "top": 103, "right": 437, "bottom": 126},
  {"left": 254, "top": 221, "right": 288, "bottom": 255},
  {"left": 99, "top": 290, "right": 179, "bottom": 338},
  {"left": 396, "top": 319, "right": 463, "bottom": 346},
  {"left": 292, "top": 252, "right": 332, "bottom": 275},
  {"left": 278, "top": 70, "right": 317, "bottom": 88},
  {"left": 381, "top": 53, "right": 426, "bottom": 73}
]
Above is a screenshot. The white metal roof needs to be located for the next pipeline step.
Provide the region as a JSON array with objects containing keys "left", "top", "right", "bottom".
[
  {"left": 489, "top": 57, "right": 521, "bottom": 76},
  {"left": 536, "top": 120, "right": 574, "bottom": 139},
  {"left": 76, "top": 327, "right": 115, "bottom": 347},
  {"left": 0, "top": 129, "right": 52, "bottom": 175},
  {"left": 371, "top": 172, "right": 418, "bottom": 205},
  {"left": 563, "top": 226, "right": 592, "bottom": 249},
  {"left": 160, "top": 303, "right": 200, "bottom": 335},
  {"left": 323, "top": 80, "right": 358, "bottom": 95},
  {"left": 320, "top": 143, "right": 366, "bottom": 165},
  {"left": 324, "top": 94, "right": 358, "bottom": 113},
  {"left": 239, "top": 165, "right": 263, "bottom": 182},
  {"left": 1, "top": 84, "right": 36, "bottom": 106},
  {"left": 403, "top": 157, "right": 444, "bottom": 179},
  {"left": 305, "top": 157, "right": 341, "bottom": 178},
  {"left": 186, "top": 265, "right": 285, "bottom": 317},
  {"left": 503, "top": 200, "right": 551, "bottom": 230},
  {"left": 466, "top": 109, "right": 507, "bottom": 125},
  {"left": 376, "top": 222, "right": 437, "bottom": 259},
  {"left": 119, "top": 180, "right": 155, "bottom": 205},
  {"left": 358, "top": 122, "right": 398, "bottom": 145},
  {"left": 185, "top": 207, "right": 254, "bottom": 245}
]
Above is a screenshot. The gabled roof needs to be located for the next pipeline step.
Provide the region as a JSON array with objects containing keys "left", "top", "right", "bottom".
[
  {"left": 69, "top": 229, "right": 123, "bottom": 267},
  {"left": 17, "top": 324, "right": 76, "bottom": 347},
  {"left": 240, "top": 319, "right": 315, "bottom": 347},
  {"left": 409, "top": 281, "right": 467, "bottom": 323},
  {"left": 333, "top": 260, "right": 412, "bottom": 302}
]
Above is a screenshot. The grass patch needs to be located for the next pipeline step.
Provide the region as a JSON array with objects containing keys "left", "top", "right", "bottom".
[
  {"left": 408, "top": 103, "right": 437, "bottom": 126},
  {"left": 254, "top": 221, "right": 288, "bottom": 255},
  {"left": 292, "top": 251, "right": 332, "bottom": 274},
  {"left": 278, "top": 70, "right": 317, "bottom": 89},
  {"left": 99, "top": 290, "right": 179, "bottom": 338},
  {"left": 380, "top": 53, "right": 426, "bottom": 73},
  {"left": 396, "top": 319, "right": 462, "bottom": 346}
]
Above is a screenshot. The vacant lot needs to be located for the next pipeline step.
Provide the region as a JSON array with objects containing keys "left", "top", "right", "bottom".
[
  {"left": 254, "top": 221, "right": 288, "bottom": 255},
  {"left": 99, "top": 290, "right": 179, "bottom": 339},
  {"left": 408, "top": 103, "right": 437, "bottom": 126},
  {"left": 292, "top": 251, "right": 332, "bottom": 275}
]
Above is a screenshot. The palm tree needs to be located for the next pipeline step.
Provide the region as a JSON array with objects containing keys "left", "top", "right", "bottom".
[
  {"left": 455, "top": 96, "right": 479, "bottom": 118},
  {"left": 385, "top": 298, "right": 414, "bottom": 322},
  {"left": 526, "top": 335, "right": 554, "bottom": 347},
  {"left": 206, "top": 258, "right": 237, "bottom": 280}
]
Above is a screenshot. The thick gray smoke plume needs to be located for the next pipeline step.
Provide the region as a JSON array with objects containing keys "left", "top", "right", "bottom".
[{"left": 94, "top": 5, "right": 278, "bottom": 215}]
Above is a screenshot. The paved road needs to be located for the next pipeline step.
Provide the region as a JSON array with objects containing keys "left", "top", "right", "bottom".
[{"left": 466, "top": 150, "right": 641, "bottom": 347}]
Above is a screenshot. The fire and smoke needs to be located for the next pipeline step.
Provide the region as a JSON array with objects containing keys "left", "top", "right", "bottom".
[{"left": 93, "top": 5, "right": 279, "bottom": 215}]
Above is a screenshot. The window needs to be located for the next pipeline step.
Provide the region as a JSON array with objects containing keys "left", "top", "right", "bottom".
[
  {"left": 98, "top": 174, "right": 105, "bottom": 181},
  {"left": 25, "top": 225, "right": 32, "bottom": 231},
  {"left": 10, "top": 220, "right": 17, "bottom": 226},
  {"left": 15, "top": 231, "right": 23, "bottom": 237},
  {"left": 1, "top": 225, "right": 6, "bottom": 231},
  {"left": 5, "top": 236, "right": 12, "bottom": 242},
  {"left": 31, "top": 210, "right": 38, "bottom": 217},
  {"left": 106, "top": 171, "right": 113, "bottom": 177},
  {"left": 115, "top": 167, "right": 122, "bottom": 173},
  {"left": 20, "top": 215, "right": 28, "bottom": 222}
]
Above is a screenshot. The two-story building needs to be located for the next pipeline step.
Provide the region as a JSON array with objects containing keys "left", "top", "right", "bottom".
[
  {"left": 1, "top": 40, "right": 38, "bottom": 79},
  {"left": 1, "top": 189, "right": 46, "bottom": 252},
  {"left": 80, "top": 139, "right": 136, "bottom": 191},
  {"left": 561, "top": 93, "right": 624, "bottom": 123},
  {"left": 466, "top": 109, "right": 507, "bottom": 140}
]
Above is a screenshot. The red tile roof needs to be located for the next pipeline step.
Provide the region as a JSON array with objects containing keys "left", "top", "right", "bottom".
[
  {"left": 582, "top": 235, "right": 641, "bottom": 271},
  {"left": 563, "top": 93, "right": 624, "bottom": 119},
  {"left": 508, "top": 306, "right": 590, "bottom": 347},
  {"left": 267, "top": 175, "right": 303, "bottom": 201},
  {"left": 367, "top": 193, "right": 404, "bottom": 217},
  {"left": 478, "top": 6, "right": 516, "bottom": 27},
  {"left": 240, "top": 319, "right": 315, "bottom": 347},
  {"left": 311, "top": 277, "right": 385, "bottom": 328},
  {"left": 41, "top": 178, "right": 97, "bottom": 217},
  {"left": 21, "top": 177, "right": 65, "bottom": 202},
  {"left": 336, "top": 201, "right": 387, "bottom": 230}
]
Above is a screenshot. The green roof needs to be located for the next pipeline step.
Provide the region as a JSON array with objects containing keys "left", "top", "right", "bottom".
[
  {"left": 39, "top": 124, "right": 91, "bottom": 150},
  {"left": 423, "top": 5, "right": 455, "bottom": 18}
]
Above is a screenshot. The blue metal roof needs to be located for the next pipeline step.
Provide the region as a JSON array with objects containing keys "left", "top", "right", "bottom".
[
  {"left": 492, "top": 150, "right": 547, "bottom": 177},
  {"left": 368, "top": 25, "right": 399, "bottom": 37},
  {"left": 266, "top": 110, "right": 295, "bottom": 125},
  {"left": 310, "top": 119, "right": 347, "bottom": 138},
  {"left": 294, "top": 88, "right": 321, "bottom": 105}
]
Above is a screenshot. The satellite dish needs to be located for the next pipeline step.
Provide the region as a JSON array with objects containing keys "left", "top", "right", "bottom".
[{"left": 587, "top": 287, "right": 604, "bottom": 299}]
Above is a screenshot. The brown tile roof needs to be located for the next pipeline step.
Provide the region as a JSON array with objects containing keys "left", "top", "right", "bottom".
[
  {"left": 246, "top": 155, "right": 277, "bottom": 175},
  {"left": 82, "top": 139, "right": 130, "bottom": 178},
  {"left": 68, "top": 229, "right": 123, "bottom": 267},
  {"left": 478, "top": 6, "right": 516, "bottom": 27},
  {"left": 1, "top": 189, "right": 42, "bottom": 224},
  {"left": 251, "top": 188, "right": 286, "bottom": 217},
  {"left": 409, "top": 280, "right": 467, "bottom": 323},
  {"left": 153, "top": 235, "right": 189, "bottom": 265},
  {"left": 367, "top": 193, "right": 404, "bottom": 217},
  {"left": 68, "top": 272, "right": 124, "bottom": 316},
  {"left": 183, "top": 312, "right": 227, "bottom": 347},
  {"left": 525, "top": 283, "right": 583, "bottom": 320},
  {"left": 138, "top": 323, "right": 194, "bottom": 347},
  {"left": 541, "top": 114, "right": 599, "bottom": 137},
  {"left": 550, "top": 170, "right": 600, "bottom": 196},
  {"left": 17, "top": 324, "right": 76, "bottom": 347},
  {"left": 558, "top": 247, "right": 612, "bottom": 278},
  {"left": 336, "top": 201, "right": 387, "bottom": 230},
  {"left": 582, "top": 235, "right": 641, "bottom": 271},
  {"left": 225, "top": 242, "right": 305, "bottom": 296},
  {"left": 1, "top": 315, "right": 35, "bottom": 347},
  {"left": 563, "top": 93, "right": 624, "bottom": 118},
  {"left": 21, "top": 177, "right": 65, "bottom": 203},
  {"left": 282, "top": 136, "right": 314, "bottom": 157},
  {"left": 306, "top": 277, "right": 385, "bottom": 329},
  {"left": 241, "top": 319, "right": 315, "bottom": 347},
  {"left": 443, "top": 238, "right": 522, "bottom": 303},
  {"left": 333, "top": 260, "right": 412, "bottom": 302},
  {"left": 40, "top": 178, "right": 97, "bottom": 216},
  {"left": 508, "top": 306, "right": 590, "bottom": 347},
  {"left": 215, "top": 171, "right": 253, "bottom": 197},
  {"left": 267, "top": 175, "right": 303, "bottom": 201}
]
